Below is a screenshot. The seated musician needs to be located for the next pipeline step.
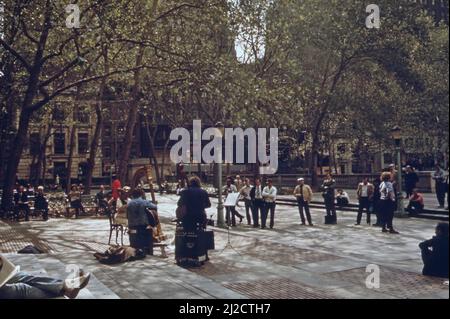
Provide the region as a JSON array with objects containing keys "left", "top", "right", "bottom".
[{"left": 126, "top": 189, "right": 158, "bottom": 254}]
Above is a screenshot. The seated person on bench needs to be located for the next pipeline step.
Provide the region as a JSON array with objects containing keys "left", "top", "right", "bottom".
[
  {"left": 68, "top": 185, "right": 85, "bottom": 219},
  {"left": 13, "top": 186, "right": 30, "bottom": 221},
  {"left": 95, "top": 185, "right": 108, "bottom": 214},
  {"left": 0, "top": 255, "right": 91, "bottom": 299},
  {"left": 336, "top": 189, "right": 350, "bottom": 207},
  {"left": 419, "top": 222, "right": 449, "bottom": 278},
  {"left": 407, "top": 189, "right": 424, "bottom": 215},
  {"left": 34, "top": 186, "right": 49, "bottom": 221}
]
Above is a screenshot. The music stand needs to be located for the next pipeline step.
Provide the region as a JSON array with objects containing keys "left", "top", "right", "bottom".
[{"left": 219, "top": 193, "right": 243, "bottom": 256}]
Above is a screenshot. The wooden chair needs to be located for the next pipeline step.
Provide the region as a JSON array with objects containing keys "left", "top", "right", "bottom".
[{"left": 108, "top": 210, "right": 124, "bottom": 246}]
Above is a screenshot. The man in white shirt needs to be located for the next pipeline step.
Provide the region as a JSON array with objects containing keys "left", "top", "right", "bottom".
[
  {"left": 356, "top": 177, "right": 374, "bottom": 225},
  {"left": 262, "top": 179, "right": 277, "bottom": 229}
]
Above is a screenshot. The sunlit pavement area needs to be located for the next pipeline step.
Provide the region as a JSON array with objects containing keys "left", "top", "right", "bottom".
[{"left": 1, "top": 194, "right": 448, "bottom": 299}]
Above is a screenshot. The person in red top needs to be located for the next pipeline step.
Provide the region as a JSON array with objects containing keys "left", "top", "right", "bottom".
[
  {"left": 112, "top": 176, "right": 122, "bottom": 203},
  {"left": 407, "top": 188, "right": 424, "bottom": 215}
]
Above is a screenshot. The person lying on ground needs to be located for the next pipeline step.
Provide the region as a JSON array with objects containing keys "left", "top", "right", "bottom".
[{"left": 0, "top": 255, "right": 91, "bottom": 299}]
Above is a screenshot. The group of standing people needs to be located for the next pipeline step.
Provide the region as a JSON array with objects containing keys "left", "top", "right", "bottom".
[
  {"left": 223, "top": 176, "right": 278, "bottom": 229},
  {"left": 290, "top": 171, "right": 401, "bottom": 233}
]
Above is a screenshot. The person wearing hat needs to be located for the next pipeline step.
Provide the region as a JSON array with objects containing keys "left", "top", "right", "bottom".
[{"left": 293, "top": 178, "right": 313, "bottom": 226}]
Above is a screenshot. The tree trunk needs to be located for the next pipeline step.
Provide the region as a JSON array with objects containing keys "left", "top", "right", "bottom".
[
  {"left": 145, "top": 118, "right": 161, "bottom": 187},
  {"left": 66, "top": 121, "right": 77, "bottom": 193},
  {"left": 1, "top": 0, "right": 52, "bottom": 210},
  {"left": 1, "top": 110, "right": 32, "bottom": 209},
  {"left": 310, "top": 134, "right": 320, "bottom": 188},
  {"left": 117, "top": 0, "right": 159, "bottom": 183},
  {"left": 160, "top": 138, "right": 170, "bottom": 183},
  {"left": 39, "top": 123, "right": 52, "bottom": 186},
  {"left": 117, "top": 47, "right": 145, "bottom": 183},
  {"left": 84, "top": 99, "right": 103, "bottom": 194},
  {"left": 66, "top": 86, "right": 84, "bottom": 192}
]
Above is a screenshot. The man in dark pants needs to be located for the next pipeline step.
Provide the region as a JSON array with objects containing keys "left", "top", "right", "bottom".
[
  {"left": 293, "top": 178, "right": 313, "bottom": 226},
  {"left": 239, "top": 178, "right": 253, "bottom": 226},
  {"left": 419, "top": 223, "right": 449, "bottom": 278},
  {"left": 356, "top": 177, "right": 374, "bottom": 225},
  {"left": 13, "top": 186, "right": 30, "bottom": 221},
  {"left": 127, "top": 189, "right": 158, "bottom": 254},
  {"left": 262, "top": 179, "right": 277, "bottom": 229},
  {"left": 379, "top": 172, "right": 399, "bottom": 234},
  {"left": 250, "top": 178, "right": 264, "bottom": 228},
  {"left": 432, "top": 164, "right": 447, "bottom": 208},
  {"left": 321, "top": 174, "right": 337, "bottom": 224},
  {"left": 404, "top": 166, "right": 419, "bottom": 198},
  {"left": 223, "top": 178, "right": 244, "bottom": 227}
]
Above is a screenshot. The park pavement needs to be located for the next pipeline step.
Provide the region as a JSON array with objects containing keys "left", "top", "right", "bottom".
[{"left": 0, "top": 194, "right": 448, "bottom": 299}]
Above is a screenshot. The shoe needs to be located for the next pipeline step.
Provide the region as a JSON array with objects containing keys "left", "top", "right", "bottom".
[
  {"left": 389, "top": 229, "right": 400, "bottom": 235},
  {"left": 239, "top": 216, "right": 244, "bottom": 223},
  {"left": 382, "top": 228, "right": 388, "bottom": 233},
  {"left": 354, "top": 223, "right": 360, "bottom": 226},
  {"left": 309, "top": 223, "right": 314, "bottom": 227},
  {"left": 301, "top": 223, "right": 306, "bottom": 226},
  {"left": 261, "top": 226, "right": 266, "bottom": 229}
]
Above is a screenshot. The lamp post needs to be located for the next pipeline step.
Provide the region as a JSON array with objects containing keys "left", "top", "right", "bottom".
[
  {"left": 391, "top": 126, "right": 407, "bottom": 218},
  {"left": 216, "top": 121, "right": 225, "bottom": 228}
]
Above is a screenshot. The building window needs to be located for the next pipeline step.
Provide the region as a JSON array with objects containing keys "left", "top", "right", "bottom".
[
  {"left": 78, "top": 133, "right": 89, "bottom": 154},
  {"left": 103, "top": 125, "right": 112, "bottom": 138},
  {"left": 74, "top": 109, "right": 89, "bottom": 123},
  {"left": 53, "top": 108, "right": 66, "bottom": 122},
  {"left": 54, "top": 133, "right": 65, "bottom": 155},
  {"left": 337, "top": 143, "right": 347, "bottom": 155},
  {"left": 29, "top": 133, "right": 41, "bottom": 156},
  {"left": 102, "top": 144, "right": 112, "bottom": 159}
]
